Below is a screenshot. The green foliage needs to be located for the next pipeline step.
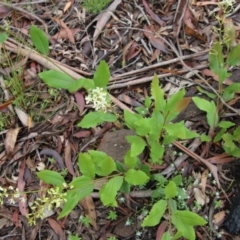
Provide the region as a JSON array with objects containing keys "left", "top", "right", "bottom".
[
  {"left": 107, "top": 210, "right": 118, "bottom": 220},
  {"left": 82, "top": 0, "right": 112, "bottom": 14},
  {"left": 68, "top": 235, "right": 82, "bottom": 240},
  {"left": 30, "top": 25, "right": 49, "bottom": 55},
  {"left": 78, "top": 111, "right": 117, "bottom": 128},
  {"left": 0, "top": 32, "right": 8, "bottom": 43},
  {"left": 37, "top": 170, "right": 65, "bottom": 187}
]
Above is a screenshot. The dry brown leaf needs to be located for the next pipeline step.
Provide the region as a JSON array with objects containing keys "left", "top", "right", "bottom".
[
  {"left": 52, "top": 18, "right": 76, "bottom": 44},
  {"left": 63, "top": 1, "right": 73, "bottom": 12},
  {"left": 4, "top": 128, "right": 20, "bottom": 156},
  {"left": 142, "top": 0, "right": 165, "bottom": 26},
  {"left": 80, "top": 196, "right": 99, "bottom": 230},
  {"left": 15, "top": 107, "right": 34, "bottom": 128},
  {"left": 143, "top": 25, "right": 169, "bottom": 54},
  {"left": 64, "top": 142, "right": 75, "bottom": 176},
  {"left": 193, "top": 188, "right": 206, "bottom": 206},
  {"left": 185, "top": 25, "right": 206, "bottom": 42},
  {"left": 201, "top": 169, "right": 209, "bottom": 194},
  {"left": 213, "top": 211, "right": 225, "bottom": 226},
  {"left": 48, "top": 218, "right": 66, "bottom": 240}
]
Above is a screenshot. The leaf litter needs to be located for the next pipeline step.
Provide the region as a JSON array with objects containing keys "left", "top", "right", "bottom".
[{"left": 0, "top": 0, "right": 240, "bottom": 239}]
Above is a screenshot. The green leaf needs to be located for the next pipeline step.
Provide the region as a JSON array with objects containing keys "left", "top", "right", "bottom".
[
  {"left": 165, "top": 89, "right": 186, "bottom": 121},
  {"left": 120, "top": 179, "right": 131, "bottom": 193},
  {"left": 126, "top": 135, "right": 146, "bottom": 157},
  {"left": 164, "top": 122, "right": 198, "bottom": 140},
  {"left": 124, "top": 150, "right": 137, "bottom": 169},
  {"left": 222, "top": 133, "right": 240, "bottom": 157},
  {"left": 58, "top": 176, "right": 94, "bottom": 219},
  {"left": 100, "top": 113, "right": 117, "bottom": 122},
  {"left": 172, "top": 215, "right": 195, "bottom": 240},
  {"left": 0, "top": 32, "right": 8, "bottom": 43},
  {"left": 67, "top": 78, "right": 95, "bottom": 92},
  {"left": 37, "top": 170, "right": 65, "bottom": 187},
  {"left": 93, "top": 60, "right": 110, "bottom": 88},
  {"left": 39, "top": 70, "right": 74, "bottom": 89},
  {"left": 124, "top": 110, "right": 142, "bottom": 130},
  {"left": 171, "top": 175, "right": 182, "bottom": 186},
  {"left": 227, "top": 44, "right": 240, "bottom": 67},
  {"left": 100, "top": 176, "right": 123, "bottom": 206},
  {"left": 223, "top": 83, "right": 240, "bottom": 102},
  {"left": 201, "top": 134, "right": 211, "bottom": 142},
  {"left": 78, "top": 153, "right": 95, "bottom": 179},
  {"left": 141, "top": 199, "right": 167, "bottom": 227},
  {"left": 162, "top": 231, "right": 171, "bottom": 240},
  {"left": 30, "top": 25, "right": 49, "bottom": 55},
  {"left": 151, "top": 74, "right": 166, "bottom": 111},
  {"left": 78, "top": 111, "right": 117, "bottom": 128},
  {"left": 196, "top": 86, "right": 216, "bottom": 99},
  {"left": 218, "top": 121, "right": 235, "bottom": 129},
  {"left": 173, "top": 210, "right": 207, "bottom": 226},
  {"left": 209, "top": 42, "right": 224, "bottom": 75},
  {"left": 165, "top": 181, "right": 177, "bottom": 199},
  {"left": 144, "top": 96, "right": 152, "bottom": 108},
  {"left": 192, "top": 97, "right": 219, "bottom": 128},
  {"left": 133, "top": 118, "right": 152, "bottom": 136},
  {"left": 149, "top": 142, "right": 164, "bottom": 164},
  {"left": 89, "top": 150, "right": 116, "bottom": 176},
  {"left": 124, "top": 169, "right": 149, "bottom": 185},
  {"left": 116, "top": 161, "right": 126, "bottom": 172}
]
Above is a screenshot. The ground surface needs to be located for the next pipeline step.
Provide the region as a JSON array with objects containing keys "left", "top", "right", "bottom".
[{"left": 1, "top": 0, "right": 240, "bottom": 239}]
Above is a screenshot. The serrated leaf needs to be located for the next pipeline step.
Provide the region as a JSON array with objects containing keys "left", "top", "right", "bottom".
[
  {"left": 134, "top": 118, "right": 152, "bottom": 136},
  {"left": 126, "top": 135, "right": 146, "bottom": 157},
  {"left": 150, "top": 142, "right": 164, "bottom": 164},
  {"left": 30, "top": 25, "right": 49, "bottom": 55},
  {"left": 218, "top": 121, "right": 235, "bottom": 129},
  {"left": 67, "top": 78, "right": 95, "bottom": 92},
  {"left": 124, "top": 169, "right": 149, "bottom": 185},
  {"left": 173, "top": 210, "right": 207, "bottom": 226},
  {"left": 37, "top": 170, "right": 65, "bottom": 187},
  {"left": 165, "top": 181, "right": 177, "bottom": 199},
  {"left": 151, "top": 74, "right": 165, "bottom": 111},
  {"left": 227, "top": 44, "right": 240, "bottom": 67},
  {"left": 141, "top": 199, "right": 167, "bottom": 227},
  {"left": 39, "top": 70, "right": 74, "bottom": 89},
  {"left": 93, "top": 60, "right": 110, "bottom": 87},
  {"left": 116, "top": 161, "right": 126, "bottom": 172},
  {"left": 78, "top": 153, "right": 95, "bottom": 179},
  {"left": 100, "top": 176, "right": 123, "bottom": 206}
]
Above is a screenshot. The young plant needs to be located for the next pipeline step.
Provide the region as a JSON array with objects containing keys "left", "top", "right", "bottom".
[
  {"left": 192, "top": 13, "right": 240, "bottom": 157},
  {"left": 81, "top": 0, "right": 112, "bottom": 14},
  {"left": 35, "top": 75, "right": 206, "bottom": 239}
]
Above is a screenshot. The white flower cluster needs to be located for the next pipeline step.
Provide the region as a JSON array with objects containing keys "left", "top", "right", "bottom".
[
  {"left": 85, "top": 87, "right": 111, "bottom": 111},
  {"left": 220, "top": 0, "right": 235, "bottom": 7},
  {"left": 0, "top": 186, "right": 25, "bottom": 205}
]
